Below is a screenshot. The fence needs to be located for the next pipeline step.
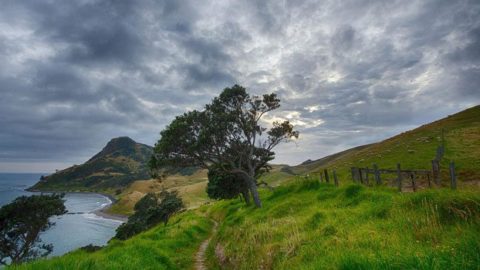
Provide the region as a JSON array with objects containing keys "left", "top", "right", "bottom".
[{"left": 349, "top": 161, "right": 457, "bottom": 191}]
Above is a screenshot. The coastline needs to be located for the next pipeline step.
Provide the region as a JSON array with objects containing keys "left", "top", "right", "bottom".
[
  {"left": 26, "top": 188, "right": 128, "bottom": 222},
  {"left": 94, "top": 205, "right": 128, "bottom": 222}
]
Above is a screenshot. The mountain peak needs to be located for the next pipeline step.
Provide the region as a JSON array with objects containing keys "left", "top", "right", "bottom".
[
  {"left": 30, "top": 136, "right": 154, "bottom": 191},
  {"left": 88, "top": 136, "right": 148, "bottom": 162},
  {"left": 105, "top": 136, "right": 136, "bottom": 149}
]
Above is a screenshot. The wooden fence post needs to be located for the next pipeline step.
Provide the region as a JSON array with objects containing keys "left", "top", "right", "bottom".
[
  {"left": 396, "top": 163, "right": 402, "bottom": 192},
  {"left": 427, "top": 173, "right": 432, "bottom": 188},
  {"left": 365, "top": 167, "right": 370, "bottom": 186},
  {"left": 333, "top": 170, "right": 338, "bottom": 187},
  {"left": 320, "top": 173, "right": 323, "bottom": 182},
  {"left": 411, "top": 172, "right": 416, "bottom": 192},
  {"left": 324, "top": 169, "right": 330, "bottom": 183},
  {"left": 432, "top": 160, "right": 440, "bottom": 185},
  {"left": 351, "top": 167, "right": 356, "bottom": 183},
  {"left": 373, "top": 164, "right": 381, "bottom": 185},
  {"left": 358, "top": 168, "right": 363, "bottom": 184},
  {"left": 449, "top": 161, "right": 457, "bottom": 190}
]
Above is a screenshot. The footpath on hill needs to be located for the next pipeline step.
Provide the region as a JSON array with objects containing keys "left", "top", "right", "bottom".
[{"left": 195, "top": 219, "right": 218, "bottom": 270}]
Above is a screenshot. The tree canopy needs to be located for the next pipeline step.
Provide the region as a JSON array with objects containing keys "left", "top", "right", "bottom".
[
  {"left": 151, "top": 85, "right": 298, "bottom": 207},
  {"left": 0, "top": 194, "right": 66, "bottom": 265}
]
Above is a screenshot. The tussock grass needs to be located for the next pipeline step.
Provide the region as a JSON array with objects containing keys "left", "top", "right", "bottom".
[{"left": 207, "top": 179, "right": 480, "bottom": 269}]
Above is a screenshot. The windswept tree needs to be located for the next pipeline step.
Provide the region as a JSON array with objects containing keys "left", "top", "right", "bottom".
[
  {"left": 150, "top": 85, "right": 298, "bottom": 207},
  {"left": 0, "top": 194, "right": 66, "bottom": 265}
]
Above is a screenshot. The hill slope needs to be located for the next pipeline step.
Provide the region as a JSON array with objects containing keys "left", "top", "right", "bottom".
[
  {"left": 29, "top": 137, "right": 154, "bottom": 192},
  {"left": 271, "top": 105, "right": 480, "bottom": 187},
  {"left": 205, "top": 181, "right": 480, "bottom": 269},
  {"left": 13, "top": 182, "right": 480, "bottom": 270}
]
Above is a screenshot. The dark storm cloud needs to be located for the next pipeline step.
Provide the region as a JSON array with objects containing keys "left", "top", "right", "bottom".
[{"left": 0, "top": 0, "right": 479, "bottom": 171}]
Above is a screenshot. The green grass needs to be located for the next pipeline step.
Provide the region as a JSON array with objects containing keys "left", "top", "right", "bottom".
[
  {"left": 206, "top": 179, "right": 480, "bottom": 269},
  {"left": 9, "top": 211, "right": 213, "bottom": 270}
]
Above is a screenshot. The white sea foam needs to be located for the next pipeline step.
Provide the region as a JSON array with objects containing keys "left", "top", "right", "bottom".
[{"left": 83, "top": 212, "right": 123, "bottom": 223}]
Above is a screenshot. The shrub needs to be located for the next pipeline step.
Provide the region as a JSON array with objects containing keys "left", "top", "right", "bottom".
[{"left": 115, "top": 190, "right": 184, "bottom": 240}]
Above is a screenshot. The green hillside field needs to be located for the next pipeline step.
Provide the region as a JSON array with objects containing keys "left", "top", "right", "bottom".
[
  {"left": 205, "top": 181, "right": 480, "bottom": 269},
  {"left": 10, "top": 180, "right": 480, "bottom": 270}
]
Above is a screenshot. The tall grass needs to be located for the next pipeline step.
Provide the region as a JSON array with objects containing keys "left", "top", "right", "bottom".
[{"left": 207, "top": 179, "right": 480, "bottom": 269}]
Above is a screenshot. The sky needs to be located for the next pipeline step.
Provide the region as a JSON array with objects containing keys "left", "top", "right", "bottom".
[{"left": 0, "top": 0, "right": 479, "bottom": 173}]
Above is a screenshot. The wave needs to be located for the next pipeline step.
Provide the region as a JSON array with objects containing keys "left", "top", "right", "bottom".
[{"left": 83, "top": 212, "right": 123, "bottom": 224}]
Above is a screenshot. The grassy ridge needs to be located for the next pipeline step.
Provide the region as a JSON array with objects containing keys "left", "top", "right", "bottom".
[
  {"left": 274, "top": 105, "right": 480, "bottom": 188},
  {"left": 206, "top": 179, "right": 480, "bottom": 269},
  {"left": 9, "top": 211, "right": 213, "bottom": 270}
]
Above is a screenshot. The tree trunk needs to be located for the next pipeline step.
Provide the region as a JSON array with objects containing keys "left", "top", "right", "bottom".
[
  {"left": 241, "top": 189, "right": 251, "bottom": 205},
  {"left": 246, "top": 175, "right": 262, "bottom": 208}
]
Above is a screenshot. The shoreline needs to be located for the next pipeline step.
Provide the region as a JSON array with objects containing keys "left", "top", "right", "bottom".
[
  {"left": 26, "top": 188, "right": 128, "bottom": 222},
  {"left": 94, "top": 205, "right": 128, "bottom": 222}
]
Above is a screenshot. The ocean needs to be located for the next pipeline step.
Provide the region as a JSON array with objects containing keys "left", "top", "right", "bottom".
[{"left": 0, "top": 173, "right": 123, "bottom": 257}]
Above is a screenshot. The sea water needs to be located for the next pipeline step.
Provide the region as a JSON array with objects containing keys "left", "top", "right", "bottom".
[{"left": 0, "top": 173, "right": 123, "bottom": 257}]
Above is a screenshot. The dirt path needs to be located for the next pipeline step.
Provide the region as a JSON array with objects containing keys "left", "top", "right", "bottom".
[{"left": 194, "top": 219, "right": 218, "bottom": 270}]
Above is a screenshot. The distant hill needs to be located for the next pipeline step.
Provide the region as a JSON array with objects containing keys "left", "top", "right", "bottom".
[
  {"left": 29, "top": 137, "right": 154, "bottom": 192},
  {"left": 263, "top": 105, "right": 480, "bottom": 187}
]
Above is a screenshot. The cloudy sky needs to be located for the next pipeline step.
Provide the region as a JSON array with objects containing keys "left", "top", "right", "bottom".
[{"left": 0, "top": 0, "right": 479, "bottom": 172}]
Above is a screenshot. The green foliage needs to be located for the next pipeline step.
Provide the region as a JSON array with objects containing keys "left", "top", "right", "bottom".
[
  {"left": 151, "top": 84, "right": 299, "bottom": 207},
  {"left": 0, "top": 194, "right": 66, "bottom": 265},
  {"left": 206, "top": 165, "right": 248, "bottom": 200},
  {"left": 115, "top": 191, "right": 184, "bottom": 240}
]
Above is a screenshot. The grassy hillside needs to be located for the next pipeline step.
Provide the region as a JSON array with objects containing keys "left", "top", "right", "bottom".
[
  {"left": 9, "top": 211, "right": 213, "bottom": 270},
  {"left": 30, "top": 137, "right": 154, "bottom": 193},
  {"left": 14, "top": 179, "right": 480, "bottom": 269},
  {"left": 206, "top": 180, "right": 480, "bottom": 269},
  {"left": 107, "top": 169, "right": 209, "bottom": 215},
  {"left": 275, "top": 105, "right": 480, "bottom": 188}
]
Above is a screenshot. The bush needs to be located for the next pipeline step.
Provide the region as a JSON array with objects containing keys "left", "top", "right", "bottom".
[
  {"left": 115, "top": 190, "right": 184, "bottom": 240},
  {"left": 207, "top": 166, "right": 248, "bottom": 200},
  {"left": 80, "top": 244, "right": 102, "bottom": 253}
]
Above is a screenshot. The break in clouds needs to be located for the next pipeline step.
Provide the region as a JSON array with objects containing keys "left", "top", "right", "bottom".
[{"left": 0, "top": 0, "right": 479, "bottom": 172}]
